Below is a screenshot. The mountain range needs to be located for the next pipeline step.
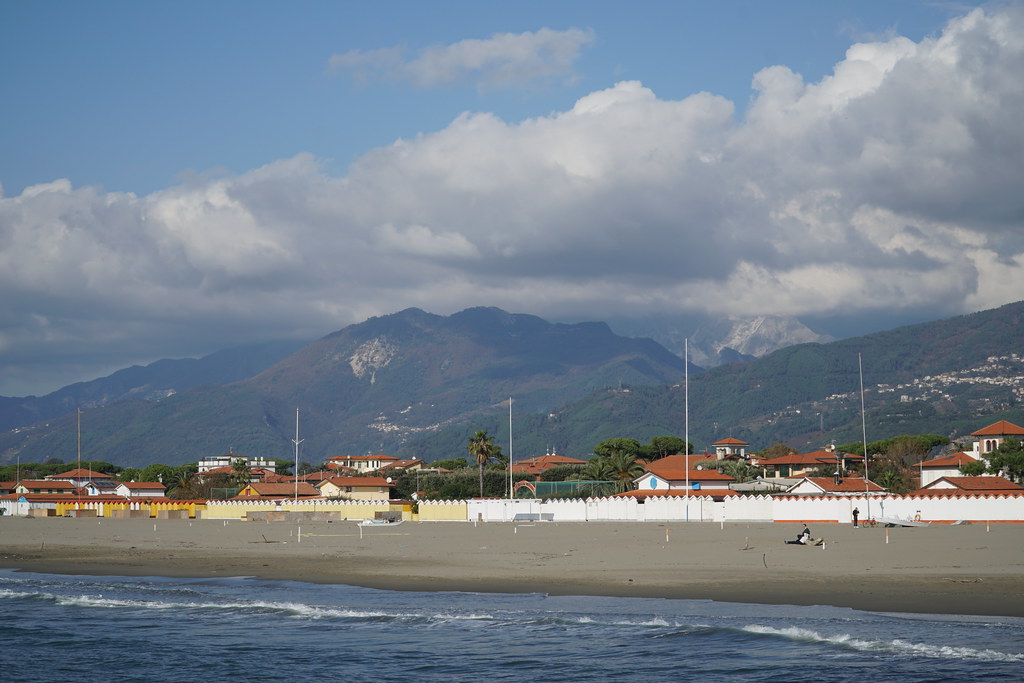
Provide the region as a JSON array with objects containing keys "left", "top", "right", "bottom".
[
  {"left": 0, "top": 307, "right": 689, "bottom": 467},
  {"left": 1, "top": 302, "right": 1022, "bottom": 468}
]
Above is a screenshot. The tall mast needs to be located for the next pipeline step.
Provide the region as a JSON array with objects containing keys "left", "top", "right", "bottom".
[
  {"left": 508, "top": 397, "right": 513, "bottom": 500},
  {"left": 685, "top": 339, "right": 689, "bottom": 521},
  {"left": 293, "top": 408, "right": 303, "bottom": 503},
  {"left": 77, "top": 407, "right": 82, "bottom": 510},
  {"left": 859, "top": 353, "right": 870, "bottom": 520}
]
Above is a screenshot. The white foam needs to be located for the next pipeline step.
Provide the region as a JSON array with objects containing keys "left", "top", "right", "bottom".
[{"left": 742, "top": 624, "right": 1024, "bottom": 663}]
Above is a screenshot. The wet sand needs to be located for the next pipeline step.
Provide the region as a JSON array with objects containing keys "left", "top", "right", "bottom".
[{"left": 1, "top": 517, "right": 1022, "bottom": 616}]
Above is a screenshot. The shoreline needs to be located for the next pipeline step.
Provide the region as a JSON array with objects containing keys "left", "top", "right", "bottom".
[{"left": 2, "top": 517, "right": 1022, "bottom": 617}]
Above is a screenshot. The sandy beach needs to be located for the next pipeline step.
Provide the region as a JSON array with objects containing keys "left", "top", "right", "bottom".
[{"left": 1, "top": 517, "right": 1022, "bottom": 617}]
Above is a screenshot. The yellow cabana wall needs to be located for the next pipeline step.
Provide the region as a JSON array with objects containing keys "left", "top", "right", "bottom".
[
  {"left": 417, "top": 500, "right": 469, "bottom": 521},
  {"left": 202, "top": 499, "right": 396, "bottom": 520},
  {"left": 54, "top": 499, "right": 205, "bottom": 518}
]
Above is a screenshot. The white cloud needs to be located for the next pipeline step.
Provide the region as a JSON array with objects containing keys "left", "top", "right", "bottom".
[
  {"left": 3, "top": 6, "right": 1024, "bottom": 394},
  {"left": 328, "top": 27, "right": 595, "bottom": 89}
]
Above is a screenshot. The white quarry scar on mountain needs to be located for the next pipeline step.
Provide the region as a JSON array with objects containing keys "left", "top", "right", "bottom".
[
  {"left": 349, "top": 337, "right": 397, "bottom": 384},
  {"left": 716, "top": 315, "right": 832, "bottom": 358}
]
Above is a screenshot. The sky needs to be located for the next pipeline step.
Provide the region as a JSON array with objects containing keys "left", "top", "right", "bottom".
[{"left": 2, "top": 0, "right": 1022, "bottom": 396}]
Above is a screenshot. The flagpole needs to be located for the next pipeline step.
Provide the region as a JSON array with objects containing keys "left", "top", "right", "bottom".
[
  {"left": 685, "top": 339, "right": 689, "bottom": 522},
  {"left": 77, "top": 407, "right": 82, "bottom": 511},
  {"left": 508, "top": 397, "right": 513, "bottom": 500},
  {"left": 293, "top": 408, "right": 303, "bottom": 504},
  {"left": 859, "top": 354, "right": 870, "bottom": 521}
]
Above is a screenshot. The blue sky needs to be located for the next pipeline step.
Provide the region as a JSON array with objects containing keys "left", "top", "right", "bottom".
[
  {"left": 2, "top": 0, "right": 972, "bottom": 195},
  {"left": 2, "top": 0, "right": 1022, "bottom": 395}
]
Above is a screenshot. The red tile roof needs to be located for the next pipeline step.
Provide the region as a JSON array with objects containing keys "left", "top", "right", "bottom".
[
  {"left": 920, "top": 476, "right": 1023, "bottom": 492},
  {"left": 326, "top": 454, "right": 399, "bottom": 462},
  {"left": 202, "top": 465, "right": 276, "bottom": 478},
  {"left": 317, "top": 476, "right": 394, "bottom": 488},
  {"left": 712, "top": 437, "right": 749, "bottom": 446},
  {"left": 644, "top": 455, "right": 736, "bottom": 482},
  {"left": 235, "top": 482, "right": 320, "bottom": 498},
  {"left": 46, "top": 468, "right": 113, "bottom": 480},
  {"left": 918, "top": 451, "right": 978, "bottom": 469},
  {"left": 612, "top": 488, "right": 740, "bottom": 499},
  {"left": 796, "top": 477, "right": 885, "bottom": 493},
  {"left": 18, "top": 480, "right": 77, "bottom": 490},
  {"left": 510, "top": 454, "right": 588, "bottom": 475},
  {"left": 970, "top": 419, "right": 1024, "bottom": 436},
  {"left": 294, "top": 471, "right": 335, "bottom": 482},
  {"left": 119, "top": 481, "right": 166, "bottom": 490},
  {"left": 378, "top": 459, "right": 426, "bottom": 471},
  {"left": 756, "top": 450, "right": 862, "bottom": 467}
]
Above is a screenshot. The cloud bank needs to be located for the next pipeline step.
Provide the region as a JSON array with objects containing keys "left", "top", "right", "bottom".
[{"left": 3, "top": 7, "right": 1024, "bottom": 394}]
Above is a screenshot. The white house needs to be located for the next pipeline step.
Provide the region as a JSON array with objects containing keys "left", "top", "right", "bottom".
[
  {"left": 197, "top": 453, "right": 277, "bottom": 474},
  {"left": 915, "top": 476, "right": 1023, "bottom": 496},
  {"left": 917, "top": 452, "right": 978, "bottom": 487},
  {"left": 966, "top": 419, "right": 1024, "bottom": 457},
  {"left": 315, "top": 476, "right": 394, "bottom": 501},
  {"left": 634, "top": 454, "right": 735, "bottom": 492},
  {"left": 712, "top": 437, "right": 749, "bottom": 459},
  {"left": 785, "top": 476, "right": 886, "bottom": 496},
  {"left": 116, "top": 482, "right": 167, "bottom": 498},
  {"left": 325, "top": 455, "right": 399, "bottom": 474},
  {"left": 45, "top": 468, "right": 114, "bottom": 488}
]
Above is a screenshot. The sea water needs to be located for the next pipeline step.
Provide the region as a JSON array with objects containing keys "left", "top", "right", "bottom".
[{"left": 1, "top": 569, "right": 1021, "bottom": 682}]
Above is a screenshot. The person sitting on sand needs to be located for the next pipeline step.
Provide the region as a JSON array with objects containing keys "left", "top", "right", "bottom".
[{"left": 785, "top": 524, "right": 812, "bottom": 545}]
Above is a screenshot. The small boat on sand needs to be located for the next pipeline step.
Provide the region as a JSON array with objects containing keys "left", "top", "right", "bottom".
[{"left": 358, "top": 518, "right": 404, "bottom": 527}]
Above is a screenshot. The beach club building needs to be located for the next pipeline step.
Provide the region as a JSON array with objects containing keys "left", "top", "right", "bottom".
[
  {"left": 633, "top": 454, "right": 735, "bottom": 493},
  {"left": 315, "top": 476, "right": 395, "bottom": 501},
  {"left": 325, "top": 454, "right": 400, "bottom": 474}
]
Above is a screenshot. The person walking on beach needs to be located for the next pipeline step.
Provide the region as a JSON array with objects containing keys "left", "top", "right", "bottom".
[{"left": 852, "top": 507, "right": 860, "bottom": 527}]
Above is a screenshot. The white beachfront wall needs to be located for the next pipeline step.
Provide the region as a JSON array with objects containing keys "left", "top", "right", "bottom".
[{"left": 457, "top": 493, "right": 1024, "bottom": 524}]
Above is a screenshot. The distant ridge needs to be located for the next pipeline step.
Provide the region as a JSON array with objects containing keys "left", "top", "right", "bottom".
[
  {"left": 0, "top": 340, "right": 306, "bottom": 433},
  {"left": 1, "top": 302, "right": 1021, "bottom": 467},
  {"left": 0, "top": 307, "right": 691, "bottom": 466}
]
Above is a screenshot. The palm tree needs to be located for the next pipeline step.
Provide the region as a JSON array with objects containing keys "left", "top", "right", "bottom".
[
  {"left": 720, "top": 460, "right": 756, "bottom": 483},
  {"left": 230, "top": 457, "right": 252, "bottom": 488},
  {"left": 169, "top": 469, "right": 195, "bottom": 499},
  {"left": 467, "top": 430, "right": 498, "bottom": 497},
  {"left": 605, "top": 452, "right": 645, "bottom": 493}
]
